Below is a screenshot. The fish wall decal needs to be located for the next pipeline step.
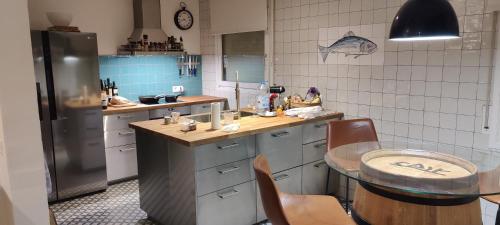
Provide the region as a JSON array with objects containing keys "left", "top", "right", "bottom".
[{"left": 318, "top": 31, "right": 378, "bottom": 63}]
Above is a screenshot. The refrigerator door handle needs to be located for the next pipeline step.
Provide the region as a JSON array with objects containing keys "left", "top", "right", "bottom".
[{"left": 36, "top": 82, "right": 43, "bottom": 121}]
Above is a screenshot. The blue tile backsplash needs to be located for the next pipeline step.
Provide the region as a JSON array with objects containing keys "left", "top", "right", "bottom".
[{"left": 99, "top": 55, "right": 202, "bottom": 102}]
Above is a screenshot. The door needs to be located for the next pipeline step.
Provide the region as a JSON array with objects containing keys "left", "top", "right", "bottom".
[
  {"left": 47, "top": 31, "right": 107, "bottom": 199},
  {"left": 31, "top": 31, "right": 58, "bottom": 202}
]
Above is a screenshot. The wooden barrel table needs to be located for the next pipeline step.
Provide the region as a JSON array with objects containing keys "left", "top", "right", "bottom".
[{"left": 352, "top": 149, "right": 481, "bottom": 225}]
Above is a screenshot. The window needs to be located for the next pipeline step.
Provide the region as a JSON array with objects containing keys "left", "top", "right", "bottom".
[{"left": 222, "top": 31, "right": 265, "bottom": 83}]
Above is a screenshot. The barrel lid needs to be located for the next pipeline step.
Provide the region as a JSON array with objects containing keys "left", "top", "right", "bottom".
[{"left": 360, "top": 149, "right": 479, "bottom": 193}]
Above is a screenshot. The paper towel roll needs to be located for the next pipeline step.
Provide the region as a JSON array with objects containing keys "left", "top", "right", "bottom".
[{"left": 211, "top": 102, "right": 221, "bottom": 130}]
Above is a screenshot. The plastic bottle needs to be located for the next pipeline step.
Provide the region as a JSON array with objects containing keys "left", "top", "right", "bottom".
[{"left": 256, "top": 81, "right": 270, "bottom": 114}]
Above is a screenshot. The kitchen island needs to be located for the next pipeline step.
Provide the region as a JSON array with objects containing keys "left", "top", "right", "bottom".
[{"left": 129, "top": 111, "right": 344, "bottom": 225}]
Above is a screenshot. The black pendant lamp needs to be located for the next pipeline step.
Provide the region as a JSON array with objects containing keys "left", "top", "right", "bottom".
[{"left": 389, "top": 0, "right": 460, "bottom": 41}]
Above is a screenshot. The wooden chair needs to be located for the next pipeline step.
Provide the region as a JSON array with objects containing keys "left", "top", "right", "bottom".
[
  {"left": 482, "top": 195, "right": 500, "bottom": 225},
  {"left": 326, "top": 118, "right": 380, "bottom": 211},
  {"left": 254, "top": 154, "right": 355, "bottom": 225}
]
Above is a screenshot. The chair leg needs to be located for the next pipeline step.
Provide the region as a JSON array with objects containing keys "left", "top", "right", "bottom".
[{"left": 345, "top": 176, "right": 349, "bottom": 213}]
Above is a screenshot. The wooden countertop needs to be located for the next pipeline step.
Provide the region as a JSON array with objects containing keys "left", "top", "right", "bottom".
[
  {"left": 129, "top": 111, "right": 344, "bottom": 147},
  {"left": 103, "top": 96, "right": 227, "bottom": 115}
]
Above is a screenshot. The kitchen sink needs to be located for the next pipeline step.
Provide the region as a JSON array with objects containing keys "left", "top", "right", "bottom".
[{"left": 184, "top": 111, "right": 254, "bottom": 123}]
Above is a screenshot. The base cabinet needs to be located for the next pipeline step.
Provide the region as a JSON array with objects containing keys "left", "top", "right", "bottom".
[
  {"left": 197, "top": 181, "right": 257, "bottom": 225},
  {"left": 256, "top": 166, "right": 302, "bottom": 222},
  {"left": 302, "top": 160, "right": 329, "bottom": 195},
  {"left": 105, "top": 144, "right": 138, "bottom": 182}
]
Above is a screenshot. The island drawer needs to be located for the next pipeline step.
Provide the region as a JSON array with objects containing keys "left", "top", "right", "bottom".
[
  {"left": 302, "top": 160, "right": 329, "bottom": 195},
  {"left": 303, "top": 140, "right": 327, "bottom": 164},
  {"left": 105, "top": 144, "right": 138, "bottom": 182},
  {"left": 196, "top": 159, "right": 254, "bottom": 196},
  {"left": 195, "top": 136, "right": 255, "bottom": 171},
  {"left": 103, "top": 111, "right": 149, "bottom": 131},
  {"left": 257, "top": 166, "right": 302, "bottom": 222},
  {"left": 197, "top": 181, "right": 257, "bottom": 225},
  {"left": 256, "top": 126, "right": 302, "bottom": 173},
  {"left": 149, "top": 106, "right": 191, "bottom": 119},
  {"left": 104, "top": 128, "right": 136, "bottom": 148},
  {"left": 302, "top": 121, "right": 329, "bottom": 144}
]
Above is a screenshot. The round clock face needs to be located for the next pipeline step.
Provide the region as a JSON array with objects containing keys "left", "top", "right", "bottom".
[{"left": 175, "top": 10, "right": 193, "bottom": 30}]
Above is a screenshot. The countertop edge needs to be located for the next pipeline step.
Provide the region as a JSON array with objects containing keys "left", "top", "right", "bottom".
[
  {"left": 103, "top": 96, "right": 227, "bottom": 115},
  {"left": 130, "top": 112, "right": 344, "bottom": 147}
]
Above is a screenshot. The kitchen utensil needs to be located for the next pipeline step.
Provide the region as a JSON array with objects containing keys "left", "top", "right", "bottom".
[
  {"left": 171, "top": 112, "right": 181, "bottom": 124},
  {"left": 139, "top": 95, "right": 164, "bottom": 104},
  {"left": 164, "top": 94, "right": 181, "bottom": 103},
  {"left": 46, "top": 12, "right": 73, "bottom": 26}
]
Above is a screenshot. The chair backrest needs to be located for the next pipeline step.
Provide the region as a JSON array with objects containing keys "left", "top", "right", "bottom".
[
  {"left": 253, "top": 154, "right": 290, "bottom": 225},
  {"left": 327, "top": 118, "right": 379, "bottom": 150}
]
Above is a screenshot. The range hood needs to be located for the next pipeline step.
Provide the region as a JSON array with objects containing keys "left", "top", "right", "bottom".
[{"left": 129, "top": 0, "right": 168, "bottom": 42}]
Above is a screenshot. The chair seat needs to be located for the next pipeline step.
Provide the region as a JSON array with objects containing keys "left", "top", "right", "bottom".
[{"left": 280, "top": 193, "right": 355, "bottom": 225}]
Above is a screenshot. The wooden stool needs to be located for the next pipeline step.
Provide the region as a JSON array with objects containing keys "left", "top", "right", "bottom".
[
  {"left": 482, "top": 195, "right": 500, "bottom": 225},
  {"left": 254, "top": 154, "right": 355, "bottom": 225},
  {"left": 326, "top": 118, "right": 380, "bottom": 211}
]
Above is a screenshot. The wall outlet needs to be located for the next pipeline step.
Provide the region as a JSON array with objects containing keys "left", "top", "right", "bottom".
[{"left": 172, "top": 86, "right": 184, "bottom": 93}]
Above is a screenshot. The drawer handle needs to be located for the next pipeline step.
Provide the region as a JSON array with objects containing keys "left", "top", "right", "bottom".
[
  {"left": 217, "top": 189, "right": 239, "bottom": 199},
  {"left": 314, "top": 142, "right": 327, "bottom": 148},
  {"left": 217, "top": 143, "right": 240, "bottom": 150},
  {"left": 314, "top": 123, "right": 327, "bottom": 128},
  {"left": 271, "top": 131, "right": 290, "bottom": 138},
  {"left": 314, "top": 161, "right": 327, "bottom": 168},
  {"left": 117, "top": 115, "right": 134, "bottom": 119},
  {"left": 118, "top": 131, "right": 135, "bottom": 136},
  {"left": 120, "top": 147, "right": 136, "bottom": 152},
  {"left": 274, "top": 174, "right": 290, "bottom": 181},
  {"left": 218, "top": 166, "right": 240, "bottom": 174},
  {"left": 202, "top": 105, "right": 209, "bottom": 108}
]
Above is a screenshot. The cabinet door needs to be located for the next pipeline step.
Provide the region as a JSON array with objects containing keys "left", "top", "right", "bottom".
[
  {"left": 195, "top": 136, "right": 255, "bottom": 171},
  {"left": 105, "top": 144, "right": 138, "bottom": 182},
  {"left": 302, "top": 160, "right": 329, "bottom": 195},
  {"left": 303, "top": 140, "right": 327, "bottom": 164},
  {"left": 302, "top": 121, "right": 328, "bottom": 144},
  {"left": 104, "top": 128, "right": 136, "bottom": 148},
  {"left": 103, "top": 111, "right": 149, "bottom": 131},
  {"left": 196, "top": 159, "right": 253, "bottom": 196},
  {"left": 256, "top": 126, "right": 302, "bottom": 173},
  {"left": 197, "top": 181, "right": 257, "bottom": 225},
  {"left": 256, "top": 166, "right": 302, "bottom": 222}
]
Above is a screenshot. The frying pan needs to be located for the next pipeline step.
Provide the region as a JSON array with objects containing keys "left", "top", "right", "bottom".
[{"left": 139, "top": 95, "right": 164, "bottom": 104}]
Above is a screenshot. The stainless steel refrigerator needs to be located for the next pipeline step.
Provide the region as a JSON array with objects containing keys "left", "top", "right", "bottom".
[{"left": 31, "top": 31, "right": 107, "bottom": 202}]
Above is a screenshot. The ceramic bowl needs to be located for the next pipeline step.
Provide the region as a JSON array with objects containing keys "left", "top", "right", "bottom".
[{"left": 46, "top": 12, "right": 73, "bottom": 27}]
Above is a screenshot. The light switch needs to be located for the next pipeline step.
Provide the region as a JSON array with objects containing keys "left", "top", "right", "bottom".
[{"left": 172, "top": 86, "right": 184, "bottom": 93}]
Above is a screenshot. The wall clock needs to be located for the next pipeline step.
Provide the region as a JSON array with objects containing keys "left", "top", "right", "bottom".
[{"left": 174, "top": 2, "right": 193, "bottom": 30}]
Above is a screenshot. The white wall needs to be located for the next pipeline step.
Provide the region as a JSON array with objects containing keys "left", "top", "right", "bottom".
[
  {"left": 28, "top": 0, "right": 134, "bottom": 55},
  {"left": 487, "top": 0, "right": 500, "bottom": 12},
  {"left": 0, "top": 0, "right": 49, "bottom": 224},
  {"left": 28, "top": 0, "right": 201, "bottom": 55},
  {"left": 161, "top": 0, "right": 201, "bottom": 54}
]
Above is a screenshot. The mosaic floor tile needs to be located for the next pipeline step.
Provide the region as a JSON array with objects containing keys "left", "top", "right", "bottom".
[{"left": 51, "top": 180, "right": 156, "bottom": 225}]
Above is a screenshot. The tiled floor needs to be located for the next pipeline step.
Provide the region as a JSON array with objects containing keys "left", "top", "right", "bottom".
[{"left": 51, "top": 180, "right": 156, "bottom": 225}]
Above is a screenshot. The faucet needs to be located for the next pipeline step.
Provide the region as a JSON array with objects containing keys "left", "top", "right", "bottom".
[{"left": 235, "top": 71, "right": 241, "bottom": 119}]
